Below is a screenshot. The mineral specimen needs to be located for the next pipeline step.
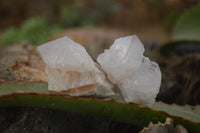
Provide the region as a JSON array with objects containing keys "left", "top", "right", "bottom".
[
  {"left": 38, "top": 36, "right": 114, "bottom": 96},
  {"left": 97, "top": 35, "right": 161, "bottom": 106},
  {"left": 38, "top": 35, "right": 161, "bottom": 106}
]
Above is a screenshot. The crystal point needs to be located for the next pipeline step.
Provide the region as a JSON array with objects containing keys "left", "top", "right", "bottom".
[{"left": 38, "top": 36, "right": 114, "bottom": 96}]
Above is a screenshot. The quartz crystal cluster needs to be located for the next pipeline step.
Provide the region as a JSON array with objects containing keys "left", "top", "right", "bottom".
[
  {"left": 38, "top": 35, "right": 161, "bottom": 106},
  {"left": 38, "top": 37, "right": 114, "bottom": 96},
  {"left": 97, "top": 35, "right": 161, "bottom": 106}
]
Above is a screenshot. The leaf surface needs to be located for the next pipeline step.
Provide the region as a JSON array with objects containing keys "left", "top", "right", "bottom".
[{"left": 0, "top": 80, "right": 199, "bottom": 133}]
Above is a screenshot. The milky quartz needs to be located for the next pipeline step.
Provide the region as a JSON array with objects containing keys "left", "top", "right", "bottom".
[
  {"left": 97, "top": 35, "right": 161, "bottom": 106},
  {"left": 38, "top": 36, "right": 114, "bottom": 96}
]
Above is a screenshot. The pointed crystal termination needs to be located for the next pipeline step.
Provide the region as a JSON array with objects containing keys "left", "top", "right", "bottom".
[
  {"left": 38, "top": 36, "right": 114, "bottom": 96},
  {"left": 97, "top": 35, "right": 161, "bottom": 106}
]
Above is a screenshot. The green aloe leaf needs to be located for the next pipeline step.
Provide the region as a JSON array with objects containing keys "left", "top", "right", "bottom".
[
  {"left": 172, "top": 4, "right": 200, "bottom": 41},
  {"left": 152, "top": 102, "right": 200, "bottom": 123},
  {"left": 0, "top": 80, "right": 199, "bottom": 132}
]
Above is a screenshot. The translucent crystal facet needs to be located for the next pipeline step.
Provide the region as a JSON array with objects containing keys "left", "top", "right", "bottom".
[
  {"left": 97, "top": 35, "right": 161, "bottom": 106},
  {"left": 38, "top": 36, "right": 114, "bottom": 96}
]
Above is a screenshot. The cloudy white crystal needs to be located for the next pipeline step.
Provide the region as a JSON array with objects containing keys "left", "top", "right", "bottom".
[
  {"left": 97, "top": 35, "right": 161, "bottom": 106},
  {"left": 38, "top": 36, "right": 114, "bottom": 96}
]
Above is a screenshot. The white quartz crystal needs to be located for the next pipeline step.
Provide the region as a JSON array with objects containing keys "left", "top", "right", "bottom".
[
  {"left": 97, "top": 35, "right": 161, "bottom": 106},
  {"left": 38, "top": 36, "right": 114, "bottom": 96}
]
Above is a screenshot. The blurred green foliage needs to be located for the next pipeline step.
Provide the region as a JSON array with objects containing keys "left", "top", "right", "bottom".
[
  {"left": 19, "top": 18, "right": 50, "bottom": 45},
  {"left": 162, "top": 11, "right": 179, "bottom": 32},
  {"left": 0, "top": 28, "right": 20, "bottom": 49},
  {"left": 0, "top": 17, "right": 54, "bottom": 47},
  {"left": 60, "top": 7, "right": 81, "bottom": 27},
  {"left": 60, "top": 6, "right": 98, "bottom": 28},
  {"left": 172, "top": 4, "right": 200, "bottom": 41},
  {"left": 0, "top": 6, "right": 98, "bottom": 48},
  {"left": 143, "top": 0, "right": 200, "bottom": 32}
]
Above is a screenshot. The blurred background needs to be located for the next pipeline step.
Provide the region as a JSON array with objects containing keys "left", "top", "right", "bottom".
[
  {"left": 0, "top": 0, "right": 199, "bottom": 46},
  {"left": 0, "top": 0, "right": 200, "bottom": 105},
  {"left": 0, "top": 1, "right": 200, "bottom": 132}
]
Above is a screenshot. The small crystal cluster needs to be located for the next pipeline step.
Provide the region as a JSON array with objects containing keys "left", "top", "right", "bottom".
[
  {"left": 38, "top": 35, "right": 161, "bottom": 106},
  {"left": 97, "top": 35, "right": 161, "bottom": 106}
]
